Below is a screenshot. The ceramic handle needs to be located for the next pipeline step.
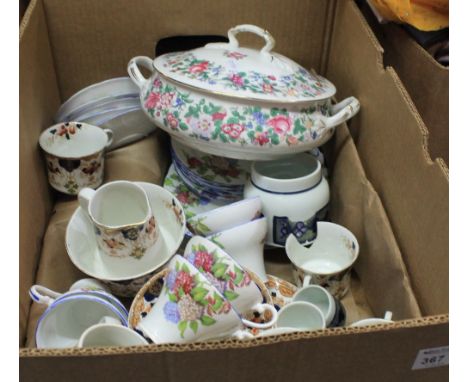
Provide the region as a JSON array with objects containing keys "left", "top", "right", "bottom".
[
  {"left": 321, "top": 97, "right": 360, "bottom": 129},
  {"left": 127, "top": 56, "right": 154, "bottom": 89},
  {"left": 240, "top": 303, "right": 278, "bottom": 329},
  {"left": 103, "top": 129, "right": 114, "bottom": 149},
  {"left": 78, "top": 187, "right": 96, "bottom": 214},
  {"left": 29, "top": 285, "right": 62, "bottom": 306},
  {"left": 302, "top": 274, "right": 312, "bottom": 287},
  {"left": 227, "top": 24, "right": 275, "bottom": 56}
]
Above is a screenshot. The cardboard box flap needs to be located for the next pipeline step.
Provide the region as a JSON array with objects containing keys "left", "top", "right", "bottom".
[
  {"left": 19, "top": 0, "right": 61, "bottom": 346},
  {"left": 326, "top": 1, "right": 448, "bottom": 315},
  {"left": 42, "top": 0, "right": 336, "bottom": 101}
]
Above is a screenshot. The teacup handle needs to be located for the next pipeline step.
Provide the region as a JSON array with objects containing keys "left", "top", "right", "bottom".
[
  {"left": 78, "top": 187, "right": 96, "bottom": 214},
  {"left": 29, "top": 285, "right": 62, "bottom": 306},
  {"left": 302, "top": 274, "right": 312, "bottom": 287},
  {"left": 69, "top": 278, "right": 109, "bottom": 293},
  {"left": 241, "top": 303, "right": 278, "bottom": 329},
  {"left": 103, "top": 129, "right": 114, "bottom": 149}
]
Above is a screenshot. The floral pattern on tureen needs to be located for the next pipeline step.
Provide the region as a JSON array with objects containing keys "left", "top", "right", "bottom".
[
  {"left": 161, "top": 52, "right": 329, "bottom": 99},
  {"left": 143, "top": 77, "right": 331, "bottom": 148}
]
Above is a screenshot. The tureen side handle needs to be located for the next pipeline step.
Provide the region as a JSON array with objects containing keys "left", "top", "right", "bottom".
[
  {"left": 321, "top": 97, "right": 360, "bottom": 129},
  {"left": 127, "top": 56, "right": 154, "bottom": 89}
]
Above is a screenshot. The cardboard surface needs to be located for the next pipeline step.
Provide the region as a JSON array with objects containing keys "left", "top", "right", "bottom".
[
  {"left": 19, "top": 0, "right": 61, "bottom": 346},
  {"left": 359, "top": 2, "right": 449, "bottom": 164},
  {"left": 326, "top": 1, "right": 448, "bottom": 316}
]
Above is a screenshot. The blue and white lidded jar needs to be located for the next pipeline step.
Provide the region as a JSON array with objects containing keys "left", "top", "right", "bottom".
[{"left": 244, "top": 154, "right": 329, "bottom": 247}]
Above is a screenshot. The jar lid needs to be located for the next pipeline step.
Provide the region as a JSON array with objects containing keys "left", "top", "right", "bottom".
[{"left": 153, "top": 24, "right": 336, "bottom": 103}]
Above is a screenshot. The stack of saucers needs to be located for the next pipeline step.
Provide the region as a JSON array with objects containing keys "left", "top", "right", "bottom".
[
  {"left": 164, "top": 139, "right": 251, "bottom": 218},
  {"left": 55, "top": 77, "right": 155, "bottom": 150}
]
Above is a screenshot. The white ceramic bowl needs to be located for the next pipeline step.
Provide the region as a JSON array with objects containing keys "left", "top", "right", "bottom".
[{"left": 187, "top": 197, "right": 262, "bottom": 236}]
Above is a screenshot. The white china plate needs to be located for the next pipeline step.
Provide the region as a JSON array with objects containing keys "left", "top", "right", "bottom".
[
  {"left": 66, "top": 182, "right": 185, "bottom": 281},
  {"left": 163, "top": 164, "right": 229, "bottom": 220},
  {"left": 55, "top": 77, "right": 139, "bottom": 123},
  {"left": 69, "top": 96, "right": 140, "bottom": 122}
]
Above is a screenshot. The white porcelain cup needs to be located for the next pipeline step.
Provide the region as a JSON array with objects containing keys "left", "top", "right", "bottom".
[
  {"left": 78, "top": 180, "right": 160, "bottom": 259},
  {"left": 351, "top": 312, "right": 393, "bottom": 327},
  {"left": 276, "top": 301, "right": 326, "bottom": 331},
  {"left": 208, "top": 217, "right": 268, "bottom": 281},
  {"left": 78, "top": 317, "right": 148, "bottom": 347},
  {"left": 29, "top": 285, "right": 128, "bottom": 348},
  {"left": 292, "top": 285, "right": 336, "bottom": 327},
  {"left": 183, "top": 236, "right": 277, "bottom": 325},
  {"left": 137, "top": 255, "right": 275, "bottom": 344},
  {"left": 39, "top": 122, "right": 113, "bottom": 195}
]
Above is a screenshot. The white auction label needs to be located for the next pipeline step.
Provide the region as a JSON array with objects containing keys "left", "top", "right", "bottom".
[{"left": 412, "top": 346, "right": 449, "bottom": 370}]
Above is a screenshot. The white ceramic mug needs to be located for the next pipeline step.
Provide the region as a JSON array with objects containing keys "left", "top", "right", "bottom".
[
  {"left": 183, "top": 236, "right": 277, "bottom": 324},
  {"left": 30, "top": 285, "right": 128, "bottom": 348},
  {"left": 137, "top": 255, "right": 275, "bottom": 344},
  {"left": 39, "top": 122, "right": 113, "bottom": 195},
  {"left": 286, "top": 222, "right": 359, "bottom": 299},
  {"left": 78, "top": 180, "right": 160, "bottom": 259},
  {"left": 78, "top": 317, "right": 148, "bottom": 347}
]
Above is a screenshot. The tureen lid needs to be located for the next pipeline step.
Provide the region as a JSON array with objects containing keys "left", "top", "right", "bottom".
[{"left": 153, "top": 24, "right": 336, "bottom": 103}]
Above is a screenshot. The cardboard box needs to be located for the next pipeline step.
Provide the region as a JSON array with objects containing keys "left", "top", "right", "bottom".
[
  {"left": 19, "top": 1, "right": 448, "bottom": 381},
  {"left": 358, "top": 1, "right": 449, "bottom": 165}
]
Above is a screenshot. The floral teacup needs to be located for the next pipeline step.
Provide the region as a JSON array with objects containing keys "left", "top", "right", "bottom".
[
  {"left": 137, "top": 255, "right": 274, "bottom": 344},
  {"left": 78, "top": 181, "right": 160, "bottom": 259},
  {"left": 183, "top": 236, "right": 277, "bottom": 326},
  {"left": 38, "top": 122, "right": 113, "bottom": 195}
]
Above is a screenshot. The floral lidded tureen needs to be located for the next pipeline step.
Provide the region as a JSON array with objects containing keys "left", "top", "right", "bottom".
[{"left": 128, "top": 24, "right": 360, "bottom": 160}]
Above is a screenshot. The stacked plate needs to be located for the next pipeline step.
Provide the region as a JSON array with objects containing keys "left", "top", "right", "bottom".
[{"left": 55, "top": 77, "right": 155, "bottom": 150}]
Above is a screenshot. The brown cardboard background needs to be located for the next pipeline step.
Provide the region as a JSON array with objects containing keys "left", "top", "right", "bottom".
[
  {"left": 325, "top": 1, "right": 448, "bottom": 316},
  {"left": 19, "top": 0, "right": 60, "bottom": 345}
]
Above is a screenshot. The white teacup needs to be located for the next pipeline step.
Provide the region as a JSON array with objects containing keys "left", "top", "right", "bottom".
[
  {"left": 208, "top": 217, "right": 268, "bottom": 281},
  {"left": 78, "top": 317, "right": 148, "bottom": 347},
  {"left": 286, "top": 222, "right": 359, "bottom": 299},
  {"left": 351, "top": 312, "right": 393, "bottom": 327},
  {"left": 292, "top": 285, "right": 337, "bottom": 327},
  {"left": 183, "top": 236, "right": 277, "bottom": 326},
  {"left": 39, "top": 122, "right": 113, "bottom": 195},
  {"left": 138, "top": 255, "right": 274, "bottom": 344},
  {"left": 78, "top": 180, "right": 160, "bottom": 259}
]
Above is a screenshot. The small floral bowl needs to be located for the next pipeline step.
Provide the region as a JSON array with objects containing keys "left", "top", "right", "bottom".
[{"left": 128, "top": 268, "right": 273, "bottom": 341}]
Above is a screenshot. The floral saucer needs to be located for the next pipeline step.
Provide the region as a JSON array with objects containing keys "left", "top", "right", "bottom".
[
  {"left": 163, "top": 164, "right": 230, "bottom": 220},
  {"left": 128, "top": 268, "right": 273, "bottom": 341},
  {"left": 65, "top": 182, "right": 185, "bottom": 296},
  {"left": 264, "top": 274, "right": 298, "bottom": 310}
]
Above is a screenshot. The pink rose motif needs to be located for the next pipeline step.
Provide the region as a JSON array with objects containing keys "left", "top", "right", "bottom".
[
  {"left": 177, "top": 191, "right": 190, "bottom": 204},
  {"left": 287, "top": 136, "right": 299, "bottom": 145},
  {"left": 267, "top": 75, "right": 276, "bottom": 80},
  {"left": 222, "top": 123, "right": 244, "bottom": 139},
  {"left": 255, "top": 132, "right": 269, "bottom": 146},
  {"left": 189, "top": 61, "right": 209, "bottom": 73},
  {"left": 187, "top": 157, "right": 202, "bottom": 168},
  {"left": 174, "top": 271, "right": 194, "bottom": 294},
  {"left": 211, "top": 112, "right": 227, "bottom": 121},
  {"left": 194, "top": 251, "right": 214, "bottom": 273},
  {"left": 263, "top": 83, "right": 273, "bottom": 93},
  {"left": 153, "top": 78, "right": 162, "bottom": 88},
  {"left": 166, "top": 113, "right": 179, "bottom": 129},
  {"left": 160, "top": 93, "right": 174, "bottom": 109},
  {"left": 267, "top": 115, "right": 292, "bottom": 135},
  {"left": 225, "top": 51, "right": 247, "bottom": 60},
  {"left": 230, "top": 74, "right": 244, "bottom": 87},
  {"left": 145, "top": 92, "right": 160, "bottom": 109}
]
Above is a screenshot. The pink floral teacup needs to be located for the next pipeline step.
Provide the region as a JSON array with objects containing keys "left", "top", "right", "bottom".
[
  {"left": 184, "top": 236, "right": 277, "bottom": 325},
  {"left": 137, "top": 255, "right": 274, "bottom": 344},
  {"left": 78, "top": 181, "right": 160, "bottom": 259}
]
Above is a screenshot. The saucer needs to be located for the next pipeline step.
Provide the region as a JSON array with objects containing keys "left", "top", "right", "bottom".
[
  {"left": 163, "top": 164, "right": 229, "bottom": 220},
  {"left": 66, "top": 182, "right": 185, "bottom": 281},
  {"left": 264, "top": 274, "right": 298, "bottom": 311}
]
